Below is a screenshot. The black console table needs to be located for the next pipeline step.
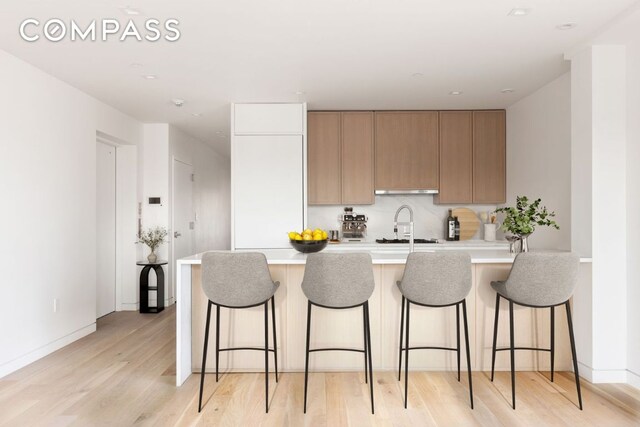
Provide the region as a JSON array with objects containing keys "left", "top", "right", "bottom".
[{"left": 137, "top": 260, "right": 168, "bottom": 313}]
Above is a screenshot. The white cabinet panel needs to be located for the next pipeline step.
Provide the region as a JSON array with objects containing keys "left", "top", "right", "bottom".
[
  {"left": 233, "top": 135, "right": 303, "bottom": 249},
  {"left": 234, "top": 104, "right": 304, "bottom": 135}
]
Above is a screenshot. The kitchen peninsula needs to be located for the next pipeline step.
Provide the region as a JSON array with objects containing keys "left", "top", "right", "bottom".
[{"left": 175, "top": 245, "right": 592, "bottom": 386}]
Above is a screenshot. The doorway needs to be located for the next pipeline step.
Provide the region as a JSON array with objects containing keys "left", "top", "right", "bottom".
[
  {"left": 96, "top": 141, "right": 116, "bottom": 317},
  {"left": 172, "top": 158, "right": 194, "bottom": 303}
]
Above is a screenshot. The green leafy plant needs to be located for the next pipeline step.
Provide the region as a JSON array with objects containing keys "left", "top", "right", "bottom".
[
  {"left": 494, "top": 196, "right": 559, "bottom": 236},
  {"left": 139, "top": 226, "right": 168, "bottom": 251}
]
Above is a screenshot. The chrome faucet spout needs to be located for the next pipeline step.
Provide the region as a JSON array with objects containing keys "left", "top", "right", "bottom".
[{"left": 393, "top": 205, "right": 415, "bottom": 252}]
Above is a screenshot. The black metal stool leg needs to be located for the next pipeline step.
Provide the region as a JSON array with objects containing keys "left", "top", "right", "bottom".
[
  {"left": 271, "top": 296, "right": 278, "bottom": 383},
  {"left": 462, "top": 299, "right": 474, "bottom": 409},
  {"left": 404, "top": 300, "right": 411, "bottom": 408},
  {"left": 491, "top": 293, "right": 500, "bottom": 382},
  {"left": 565, "top": 301, "right": 583, "bottom": 410},
  {"left": 398, "top": 296, "right": 405, "bottom": 381},
  {"left": 264, "top": 301, "right": 269, "bottom": 413},
  {"left": 550, "top": 306, "right": 555, "bottom": 382},
  {"left": 509, "top": 301, "right": 516, "bottom": 410},
  {"left": 303, "top": 301, "right": 312, "bottom": 414},
  {"left": 365, "top": 302, "right": 375, "bottom": 414},
  {"left": 363, "top": 304, "right": 368, "bottom": 384},
  {"left": 456, "top": 303, "right": 461, "bottom": 382},
  {"left": 215, "top": 304, "right": 220, "bottom": 382},
  {"left": 198, "top": 300, "right": 212, "bottom": 412}
]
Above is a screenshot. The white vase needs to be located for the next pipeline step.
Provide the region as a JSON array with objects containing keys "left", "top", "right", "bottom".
[
  {"left": 147, "top": 249, "right": 157, "bottom": 263},
  {"left": 484, "top": 224, "right": 497, "bottom": 242}
]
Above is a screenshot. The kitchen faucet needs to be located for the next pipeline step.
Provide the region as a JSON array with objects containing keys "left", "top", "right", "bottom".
[{"left": 394, "top": 204, "right": 414, "bottom": 253}]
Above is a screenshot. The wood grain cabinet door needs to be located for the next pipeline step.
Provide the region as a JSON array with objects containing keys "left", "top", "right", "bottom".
[
  {"left": 436, "top": 111, "right": 473, "bottom": 204},
  {"left": 308, "top": 112, "right": 342, "bottom": 204},
  {"left": 473, "top": 111, "right": 506, "bottom": 204},
  {"left": 375, "top": 111, "right": 439, "bottom": 190},
  {"left": 341, "top": 112, "right": 374, "bottom": 204}
]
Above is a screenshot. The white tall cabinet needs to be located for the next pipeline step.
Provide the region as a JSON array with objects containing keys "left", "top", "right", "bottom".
[{"left": 231, "top": 103, "right": 307, "bottom": 249}]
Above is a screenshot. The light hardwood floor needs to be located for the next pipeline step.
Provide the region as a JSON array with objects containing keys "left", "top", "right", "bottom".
[{"left": 1, "top": 306, "right": 639, "bottom": 426}]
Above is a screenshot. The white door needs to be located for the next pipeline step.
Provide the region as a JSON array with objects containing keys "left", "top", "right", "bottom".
[
  {"left": 233, "top": 135, "right": 304, "bottom": 249},
  {"left": 172, "top": 159, "right": 194, "bottom": 302},
  {"left": 96, "top": 142, "right": 116, "bottom": 318}
]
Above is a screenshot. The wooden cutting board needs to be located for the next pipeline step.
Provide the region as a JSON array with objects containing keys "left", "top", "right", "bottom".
[{"left": 452, "top": 208, "right": 480, "bottom": 240}]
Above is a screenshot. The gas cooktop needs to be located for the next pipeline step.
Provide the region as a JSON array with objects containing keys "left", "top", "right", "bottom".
[{"left": 375, "top": 238, "right": 439, "bottom": 244}]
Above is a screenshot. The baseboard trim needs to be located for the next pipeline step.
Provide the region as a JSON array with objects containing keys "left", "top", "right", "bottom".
[
  {"left": 0, "top": 323, "right": 96, "bottom": 379},
  {"left": 578, "top": 362, "right": 628, "bottom": 383},
  {"left": 627, "top": 370, "right": 640, "bottom": 389},
  {"left": 120, "top": 303, "right": 139, "bottom": 311}
]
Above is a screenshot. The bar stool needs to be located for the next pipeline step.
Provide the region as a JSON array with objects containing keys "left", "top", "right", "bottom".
[
  {"left": 490, "top": 252, "right": 582, "bottom": 410},
  {"left": 301, "top": 253, "right": 375, "bottom": 414},
  {"left": 397, "top": 252, "right": 474, "bottom": 409},
  {"left": 198, "top": 252, "right": 280, "bottom": 413}
]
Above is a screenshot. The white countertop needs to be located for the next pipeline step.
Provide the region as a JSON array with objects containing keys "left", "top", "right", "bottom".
[{"left": 177, "top": 241, "right": 592, "bottom": 265}]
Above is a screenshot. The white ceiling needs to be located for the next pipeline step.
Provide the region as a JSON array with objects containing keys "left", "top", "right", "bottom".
[{"left": 1, "top": 0, "right": 638, "bottom": 156}]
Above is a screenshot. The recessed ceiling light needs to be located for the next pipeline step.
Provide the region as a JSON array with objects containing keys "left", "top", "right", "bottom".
[
  {"left": 142, "top": 74, "right": 157, "bottom": 80},
  {"left": 449, "top": 91, "right": 463, "bottom": 96},
  {"left": 295, "top": 91, "right": 306, "bottom": 95},
  {"left": 192, "top": 113, "right": 202, "bottom": 117},
  {"left": 171, "top": 99, "right": 185, "bottom": 107},
  {"left": 120, "top": 6, "right": 141, "bottom": 16},
  {"left": 508, "top": 8, "right": 531, "bottom": 17},
  {"left": 129, "top": 63, "right": 143, "bottom": 68},
  {"left": 411, "top": 72, "right": 424, "bottom": 79},
  {"left": 501, "top": 88, "right": 515, "bottom": 93},
  {"left": 556, "top": 23, "right": 577, "bottom": 30}
]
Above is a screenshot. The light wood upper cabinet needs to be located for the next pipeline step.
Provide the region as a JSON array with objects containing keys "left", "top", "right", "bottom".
[
  {"left": 436, "top": 111, "right": 473, "bottom": 204},
  {"left": 307, "top": 112, "right": 341, "bottom": 204},
  {"left": 375, "top": 112, "right": 439, "bottom": 190},
  {"left": 342, "top": 112, "right": 374, "bottom": 204},
  {"left": 473, "top": 111, "right": 506, "bottom": 204},
  {"left": 307, "top": 112, "right": 374, "bottom": 205}
]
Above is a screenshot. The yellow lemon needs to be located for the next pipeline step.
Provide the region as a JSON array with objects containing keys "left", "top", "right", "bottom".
[
  {"left": 288, "top": 231, "right": 298, "bottom": 240},
  {"left": 313, "top": 228, "right": 323, "bottom": 235},
  {"left": 303, "top": 228, "right": 312, "bottom": 235},
  {"left": 312, "top": 234, "right": 323, "bottom": 241},
  {"left": 294, "top": 234, "right": 303, "bottom": 241},
  {"left": 302, "top": 233, "right": 313, "bottom": 241},
  {"left": 321, "top": 231, "right": 328, "bottom": 239}
]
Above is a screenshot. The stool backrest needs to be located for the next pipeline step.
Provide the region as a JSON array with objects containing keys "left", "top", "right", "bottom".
[
  {"left": 400, "top": 252, "right": 472, "bottom": 306},
  {"left": 504, "top": 252, "right": 580, "bottom": 306},
  {"left": 301, "top": 253, "right": 374, "bottom": 308},
  {"left": 201, "top": 251, "right": 275, "bottom": 307}
]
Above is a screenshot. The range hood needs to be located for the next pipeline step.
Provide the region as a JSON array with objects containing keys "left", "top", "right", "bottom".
[{"left": 375, "top": 189, "right": 439, "bottom": 195}]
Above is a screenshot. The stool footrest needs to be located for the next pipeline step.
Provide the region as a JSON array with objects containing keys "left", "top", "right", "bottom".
[
  {"left": 403, "top": 346, "right": 458, "bottom": 352},
  {"left": 309, "top": 347, "right": 365, "bottom": 354},
  {"left": 495, "top": 346, "right": 551, "bottom": 352},
  {"left": 218, "top": 347, "right": 275, "bottom": 353}
]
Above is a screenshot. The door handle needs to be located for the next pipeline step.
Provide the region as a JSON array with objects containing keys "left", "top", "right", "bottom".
[{"left": 174, "top": 231, "right": 182, "bottom": 238}]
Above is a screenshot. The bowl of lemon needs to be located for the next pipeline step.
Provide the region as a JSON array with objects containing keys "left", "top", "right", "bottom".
[{"left": 288, "top": 228, "right": 328, "bottom": 253}]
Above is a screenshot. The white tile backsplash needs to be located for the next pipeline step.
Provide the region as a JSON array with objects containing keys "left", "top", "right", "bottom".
[{"left": 307, "top": 195, "right": 498, "bottom": 241}]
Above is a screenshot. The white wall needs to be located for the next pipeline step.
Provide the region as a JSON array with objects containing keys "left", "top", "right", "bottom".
[
  {"left": 625, "top": 38, "right": 640, "bottom": 387},
  {"left": 169, "top": 126, "right": 231, "bottom": 254},
  {"left": 569, "top": 45, "right": 628, "bottom": 383},
  {"left": 0, "top": 50, "right": 143, "bottom": 377},
  {"left": 506, "top": 73, "right": 572, "bottom": 250}
]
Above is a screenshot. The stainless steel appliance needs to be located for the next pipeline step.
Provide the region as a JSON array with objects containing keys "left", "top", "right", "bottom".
[{"left": 339, "top": 207, "right": 368, "bottom": 241}]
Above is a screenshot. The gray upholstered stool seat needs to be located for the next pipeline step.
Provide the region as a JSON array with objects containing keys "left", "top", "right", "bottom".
[
  {"left": 396, "top": 252, "right": 474, "bottom": 409},
  {"left": 489, "top": 251, "right": 582, "bottom": 410},
  {"left": 198, "top": 252, "right": 280, "bottom": 414},
  {"left": 301, "top": 253, "right": 375, "bottom": 414}
]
